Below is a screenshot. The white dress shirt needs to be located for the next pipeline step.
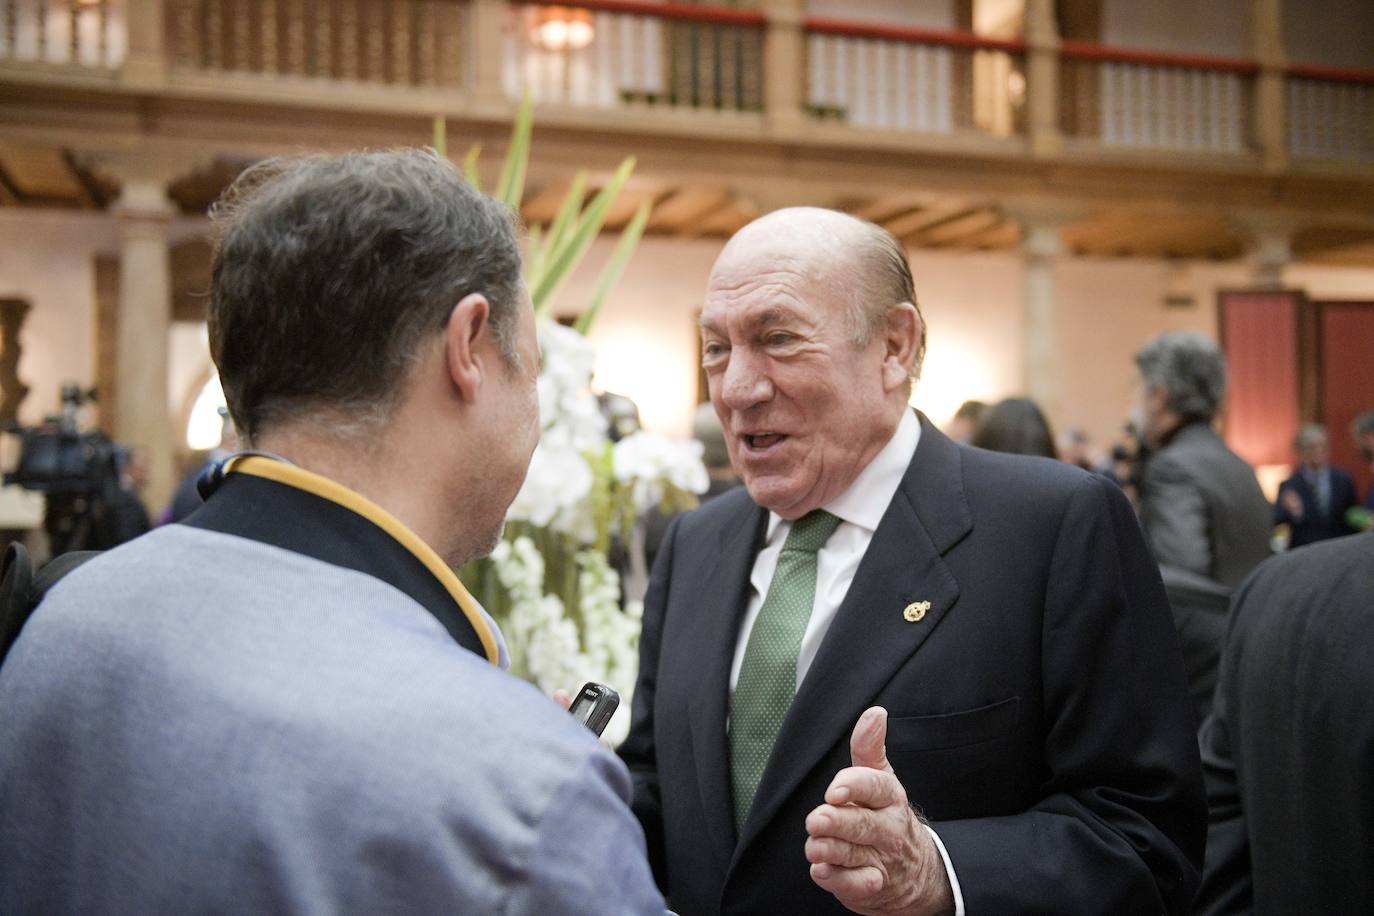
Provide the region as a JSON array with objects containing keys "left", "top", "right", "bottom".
[{"left": 727, "top": 408, "right": 966, "bottom": 915}]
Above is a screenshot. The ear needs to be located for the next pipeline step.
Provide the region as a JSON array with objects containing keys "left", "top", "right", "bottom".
[
  {"left": 880, "top": 302, "right": 921, "bottom": 393},
  {"left": 446, "top": 292, "right": 492, "bottom": 403},
  {"left": 1147, "top": 383, "right": 1170, "bottom": 414}
]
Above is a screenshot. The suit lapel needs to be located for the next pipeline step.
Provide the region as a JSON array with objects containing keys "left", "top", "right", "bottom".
[
  {"left": 687, "top": 499, "right": 768, "bottom": 874},
  {"left": 732, "top": 414, "right": 973, "bottom": 859}
]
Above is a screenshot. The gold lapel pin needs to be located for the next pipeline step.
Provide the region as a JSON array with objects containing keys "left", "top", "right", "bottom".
[{"left": 903, "top": 600, "right": 931, "bottom": 623}]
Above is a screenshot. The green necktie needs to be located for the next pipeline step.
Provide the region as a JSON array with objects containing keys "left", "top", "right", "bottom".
[{"left": 729, "top": 509, "right": 843, "bottom": 830}]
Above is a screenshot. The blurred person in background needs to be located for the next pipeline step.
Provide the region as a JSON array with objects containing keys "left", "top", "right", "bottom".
[
  {"left": 1133, "top": 332, "right": 1271, "bottom": 589},
  {"left": 101, "top": 446, "right": 152, "bottom": 547},
  {"left": 166, "top": 408, "right": 237, "bottom": 524},
  {"left": 1195, "top": 530, "right": 1374, "bottom": 915},
  {"left": 1057, "top": 427, "right": 1096, "bottom": 471},
  {"left": 1274, "top": 423, "right": 1358, "bottom": 548},
  {"left": 944, "top": 398, "right": 986, "bottom": 444},
  {"left": 625, "top": 402, "right": 740, "bottom": 600},
  {"left": 1354, "top": 410, "right": 1374, "bottom": 524},
  {"left": 970, "top": 397, "right": 1058, "bottom": 459},
  {"left": 1132, "top": 331, "right": 1272, "bottom": 725}
]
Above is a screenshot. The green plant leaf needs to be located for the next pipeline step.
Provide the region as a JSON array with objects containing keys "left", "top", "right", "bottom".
[
  {"left": 463, "top": 143, "right": 483, "bottom": 192},
  {"left": 531, "top": 171, "right": 588, "bottom": 284},
  {"left": 495, "top": 94, "right": 534, "bottom": 209},
  {"left": 526, "top": 222, "right": 543, "bottom": 268},
  {"left": 433, "top": 115, "right": 447, "bottom": 158},
  {"left": 573, "top": 199, "right": 652, "bottom": 335},
  {"left": 530, "top": 156, "right": 637, "bottom": 312}
]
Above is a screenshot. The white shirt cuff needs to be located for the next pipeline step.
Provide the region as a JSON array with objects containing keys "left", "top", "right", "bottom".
[{"left": 924, "top": 824, "right": 966, "bottom": 916}]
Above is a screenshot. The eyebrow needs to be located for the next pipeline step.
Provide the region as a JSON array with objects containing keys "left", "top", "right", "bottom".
[{"left": 699, "top": 305, "right": 804, "bottom": 334}]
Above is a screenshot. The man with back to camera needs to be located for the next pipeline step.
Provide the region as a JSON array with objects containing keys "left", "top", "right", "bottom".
[
  {"left": 0, "top": 150, "right": 666, "bottom": 914},
  {"left": 619, "top": 207, "right": 1205, "bottom": 915},
  {"left": 1194, "top": 529, "right": 1374, "bottom": 914}
]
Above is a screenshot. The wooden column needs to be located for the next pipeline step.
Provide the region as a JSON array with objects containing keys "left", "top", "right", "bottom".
[
  {"left": 122, "top": 0, "right": 167, "bottom": 85},
  {"left": 1251, "top": 0, "right": 1287, "bottom": 171},
  {"left": 1024, "top": 0, "right": 1061, "bottom": 158},
  {"left": 1021, "top": 218, "right": 1062, "bottom": 415},
  {"left": 471, "top": 0, "right": 509, "bottom": 111},
  {"left": 84, "top": 147, "right": 207, "bottom": 516},
  {"left": 762, "top": 0, "right": 806, "bottom": 139}
]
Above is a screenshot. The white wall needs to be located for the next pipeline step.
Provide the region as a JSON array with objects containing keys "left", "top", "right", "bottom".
[{"left": 1102, "top": 0, "right": 1249, "bottom": 57}]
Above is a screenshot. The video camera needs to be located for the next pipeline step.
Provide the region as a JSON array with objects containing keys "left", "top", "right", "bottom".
[{"left": 4, "top": 385, "right": 127, "bottom": 554}]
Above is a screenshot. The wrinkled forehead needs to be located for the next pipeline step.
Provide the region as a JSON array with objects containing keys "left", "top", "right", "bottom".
[{"left": 704, "top": 235, "right": 851, "bottom": 326}]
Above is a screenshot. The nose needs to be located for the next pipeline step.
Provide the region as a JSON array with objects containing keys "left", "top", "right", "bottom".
[{"left": 719, "top": 348, "right": 774, "bottom": 413}]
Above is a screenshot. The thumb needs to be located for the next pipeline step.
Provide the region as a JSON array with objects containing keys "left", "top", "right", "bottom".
[{"left": 849, "top": 706, "right": 893, "bottom": 774}]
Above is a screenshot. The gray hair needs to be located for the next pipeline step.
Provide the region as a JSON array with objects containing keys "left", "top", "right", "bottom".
[
  {"left": 208, "top": 148, "right": 524, "bottom": 443},
  {"left": 1353, "top": 411, "right": 1374, "bottom": 438},
  {"left": 1295, "top": 423, "right": 1328, "bottom": 450},
  {"left": 849, "top": 221, "right": 927, "bottom": 382},
  {"left": 1134, "top": 331, "right": 1227, "bottom": 423}
]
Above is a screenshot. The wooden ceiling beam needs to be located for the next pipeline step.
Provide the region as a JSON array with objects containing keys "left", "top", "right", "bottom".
[
  {"left": 912, "top": 208, "right": 1003, "bottom": 247},
  {"left": 646, "top": 187, "right": 733, "bottom": 235},
  {"left": 849, "top": 193, "right": 937, "bottom": 225},
  {"left": 885, "top": 204, "right": 976, "bottom": 242}
]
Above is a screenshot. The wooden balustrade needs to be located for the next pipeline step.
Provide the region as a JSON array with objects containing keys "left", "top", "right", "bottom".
[
  {"left": 1286, "top": 64, "right": 1374, "bottom": 162},
  {"left": 804, "top": 19, "right": 1026, "bottom": 137},
  {"left": 165, "top": 0, "right": 470, "bottom": 87},
  {"left": 1059, "top": 42, "right": 1257, "bottom": 154},
  {"left": 1, "top": 1, "right": 1371, "bottom": 168},
  {"left": 0, "top": 0, "right": 124, "bottom": 68},
  {"left": 505, "top": 1, "right": 763, "bottom": 113}
]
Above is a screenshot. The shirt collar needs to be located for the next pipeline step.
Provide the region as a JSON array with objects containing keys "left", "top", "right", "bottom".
[{"left": 765, "top": 408, "right": 921, "bottom": 540}]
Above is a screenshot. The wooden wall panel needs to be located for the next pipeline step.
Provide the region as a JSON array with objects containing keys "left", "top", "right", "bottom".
[
  {"left": 1218, "top": 290, "right": 1303, "bottom": 469},
  {"left": 1318, "top": 301, "right": 1374, "bottom": 502}
]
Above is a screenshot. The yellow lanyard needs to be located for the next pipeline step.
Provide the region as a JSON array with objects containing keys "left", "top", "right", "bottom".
[{"left": 224, "top": 455, "right": 501, "bottom": 666}]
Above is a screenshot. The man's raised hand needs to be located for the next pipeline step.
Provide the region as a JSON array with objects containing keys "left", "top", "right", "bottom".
[{"left": 804, "top": 707, "right": 955, "bottom": 916}]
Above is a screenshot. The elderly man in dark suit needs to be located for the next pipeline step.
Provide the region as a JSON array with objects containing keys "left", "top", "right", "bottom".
[
  {"left": 1194, "top": 531, "right": 1374, "bottom": 914},
  {"left": 620, "top": 208, "right": 1205, "bottom": 916},
  {"left": 1275, "top": 423, "right": 1358, "bottom": 547}
]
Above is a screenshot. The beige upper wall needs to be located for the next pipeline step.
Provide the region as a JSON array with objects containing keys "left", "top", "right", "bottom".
[{"left": 0, "top": 210, "right": 106, "bottom": 426}]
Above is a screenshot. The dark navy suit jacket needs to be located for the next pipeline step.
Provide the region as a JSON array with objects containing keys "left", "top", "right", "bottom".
[
  {"left": 620, "top": 413, "right": 1205, "bottom": 915},
  {"left": 1275, "top": 466, "right": 1358, "bottom": 547}
]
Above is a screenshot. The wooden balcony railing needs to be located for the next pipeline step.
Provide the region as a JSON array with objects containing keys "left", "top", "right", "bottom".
[
  {"left": 1060, "top": 42, "right": 1257, "bottom": 154},
  {"left": 166, "top": 0, "right": 471, "bottom": 88},
  {"left": 805, "top": 19, "right": 1026, "bottom": 138},
  {"left": 2, "top": 1, "right": 1372, "bottom": 168},
  {"left": 0, "top": 0, "right": 124, "bottom": 68},
  {"left": 1286, "top": 64, "right": 1374, "bottom": 163},
  {"left": 505, "top": 1, "right": 764, "bottom": 113}
]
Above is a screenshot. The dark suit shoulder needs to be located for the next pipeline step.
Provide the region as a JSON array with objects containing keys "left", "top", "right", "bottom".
[
  {"left": 669, "top": 484, "right": 762, "bottom": 548},
  {"left": 956, "top": 445, "right": 1106, "bottom": 513},
  {"left": 1243, "top": 529, "right": 1372, "bottom": 596}
]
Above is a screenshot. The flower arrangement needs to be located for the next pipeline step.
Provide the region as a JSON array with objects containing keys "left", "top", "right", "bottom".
[{"left": 446, "top": 102, "right": 707, "bottom": 744}]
